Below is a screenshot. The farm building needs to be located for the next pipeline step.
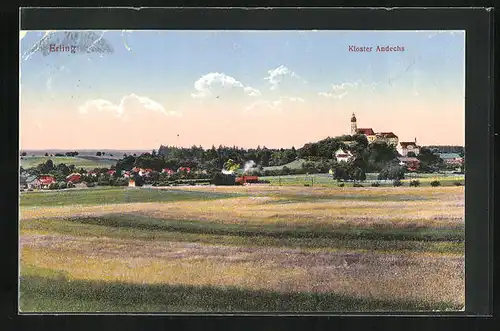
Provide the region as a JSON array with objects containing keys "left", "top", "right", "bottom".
[
  {"left": 235, "top": 175, "right": 259, "bottom": 185},
  {"left": 65, "top": 173, "right": 82, "bottom": 183},
  {"left": 38, "top": 175, "right": 56, "bottom": 189},
  {"left": 128, "top": 179, "right": 136, "bottom": 187}
]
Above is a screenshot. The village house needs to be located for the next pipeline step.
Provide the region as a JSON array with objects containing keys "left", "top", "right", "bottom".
[
  {"left": 20, "top": 174, "right": 40, "bottom": 190},
  {"left": 162, "top": 168, "right": 175, "bottom": 175},
  {"left": 398, "top": 139, "right": 420, "bottom": 157},
  {"left": 350, "top": 113, "right": 399, "bottom": 146},
  {"left": 334, "top": 148, "right": 353, "bottom": 163},
  {"left": 397, "top": 156, "right": 420, "bottom": 171},
  {"left": 177, "top": 167, "right": 191, "bottom": 173},
  {"left": 38, "top": 175, "right": 56, "bottom": 189},
  {"left": 87, "top": 170, "right": 98, "bottom": 177},
  {"left": 438, "top": 153, "right": 463, "bottom": 167},
  {"left": 66, "top": 173, "right": 82, "bottom": 183}
]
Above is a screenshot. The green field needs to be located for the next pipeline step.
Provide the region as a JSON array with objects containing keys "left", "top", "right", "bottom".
[
  {"left": 20, "top": 156, "right": 117, "bottom": 169},
  {"left": 261, "top": 173, "right": 464, "bottom": 187},
  {"left": 20, "top": 185, "right": 465, "bottom": 312}
]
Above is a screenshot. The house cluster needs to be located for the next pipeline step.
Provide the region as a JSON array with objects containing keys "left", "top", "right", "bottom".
[
  {"left": 20, "top": 166, "right": 197, "bottom": 190},
  {"left": 332, "top": 113, "right": 464, "bottom": 172}
]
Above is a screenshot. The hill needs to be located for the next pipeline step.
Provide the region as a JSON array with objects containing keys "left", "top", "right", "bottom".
[{"left": 20, "top": 156, "right": 117, "bottom": 170}]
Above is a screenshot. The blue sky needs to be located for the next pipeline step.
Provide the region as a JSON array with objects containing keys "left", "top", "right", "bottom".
[{"left": 19, "top": 30, "right": 465, "bottom": 149}]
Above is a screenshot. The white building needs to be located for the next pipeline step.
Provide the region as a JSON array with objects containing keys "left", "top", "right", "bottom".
[
  {"left": 398, "top": 139, "right": 420, "bottom": 157},
  {"left": 335, "top": 148, "right": 353, "bottom": 163}
]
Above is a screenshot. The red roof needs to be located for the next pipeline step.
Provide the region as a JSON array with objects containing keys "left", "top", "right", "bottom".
[
  {"left": 178, "top": 167, "right": 191, "bottom": 172},
  {"left": 357, "top": 128, "right": 375, "bottom": 135},
  {"left": 39, "top": 176, "right": 56, "bottom": 185},
  {"left": 162, "top": 168, "right": 174, "bottom": 174},
  {"left": 132, "top": 167, "right": 140, "bottom": 172},
  {"left": 378, "top": 132, "right": 398, "bottom": 138},
  {"left": 107, "top": 170, "right": 116, "bottom": 175},
  {"left": 144, "top": 168, "right": 153, "bottom": 173},
  {"left": 400, "top": 142, "right": 417, "bottom": 148},
  {"left": 236, "top": 176, "right": 259, "bottom": 183}
]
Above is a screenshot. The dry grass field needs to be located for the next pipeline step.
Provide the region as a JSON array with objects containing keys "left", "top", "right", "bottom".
[{"left": 19, "top": 185, "right": 465, "bottom": 312}]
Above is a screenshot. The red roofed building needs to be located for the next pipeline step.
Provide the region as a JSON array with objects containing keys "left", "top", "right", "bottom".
[
  {"left": 398, "top": 139, "right": 420, "bottom": 157},
  {"left": 349, "top": 113, "right": 398, "bottom": 146},
  {"left": 162, "top": 168, "right": 175, "bottom": 175},
  {"left": 177, "top": 167, "right": 191, "bottom": 173},
  {"left": 236, "top": 175, "right": 259, "bottom": 185},
  {"left": 132, "top": 167, "right": 141, "bottom": 173},
  {"left": 66, "top": 173, "right": 82, "bottom": 183},
  {"left": 38, "top": 175, "right": 56, "bottom": 188},
  {"left": 107, "top": 170, "right": 116, "bottom": 176},
  {"left": 357, "top": 128, "right": 375, "bottom": 136},
  {"left": 397, "top": 157, "right": 421, "bottom": 171}
]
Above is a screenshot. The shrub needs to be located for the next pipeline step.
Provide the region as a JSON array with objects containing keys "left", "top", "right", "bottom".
[
  {"left": 67, "top": 182, "right": 75, "bottom": 188},
  {"left": 353, "top": 183, "right": 364, "bottom": 187},
  {"left": 430, "top": 180, "right": 441, "bottom": 187},
  {"left": 371, "top": 182, "right": 380, "bottom": 187},
  {"left": 338, "top": 183, "right": 345, "bottom": 187},
  {"left": 212, "top": 173, "right": 236, "bottom": 186},
  {"left": 48, "top": 182, "right": 58, "bottom": 190},
  {"left": 57, "top": 181, "right": 67, "bottom": 189},
  {"left": 393, "top": 179, "right": 403, "bottom": 187},
  {"left": 409, "top": 180, "right": 421, "bottom": 187},
  {"left": 86, "top": 182, "right": 96, "bottom": 188},
  {"left": 454, "top": 181, "right": 463, "bottom": 186}
]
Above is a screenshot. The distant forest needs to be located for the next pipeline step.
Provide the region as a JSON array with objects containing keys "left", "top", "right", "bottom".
[{"left": 426, "top": 146, "right": 465, "bottom": 155}]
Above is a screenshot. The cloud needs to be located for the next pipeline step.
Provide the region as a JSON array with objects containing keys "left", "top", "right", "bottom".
[
  {"left": 427, "top": 30, "right": 464, "bottom": 39},
  {"left": 191, "top": 72, "right": 261, "bottom": 99},
  {"left": 318, "top": 80, "right": 377, "bottom": 99},
  {"left": 245, "top": 96, "right": 305, "bottom": 113},
  {"left": 78, "top": 94, "right": 180, "bottom": 118},
  {"left": 264, "top": 65, "right": 305, "bottom": 90}
]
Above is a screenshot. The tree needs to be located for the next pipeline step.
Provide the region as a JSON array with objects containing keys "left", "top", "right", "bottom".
[
  {"left": 44, "top": 153, "right": 49, "bottom": 156},
  {"left": 223, "top": 159, "right": 240, "bottom": 172},
  {"left": 417, "top": 148, "right": 443, "bottom": 172},
  {"left": 21, "top": 152, "right": 27, "bottom": 156},
  {"left": 56, "top": 163, "right": 70, "bottom": 176},
  {"left": 96, "top": 152, "right": 102, "bottom": 156},
  {"left": 378, "top": 163, "right": 405, "bottom": 180}
]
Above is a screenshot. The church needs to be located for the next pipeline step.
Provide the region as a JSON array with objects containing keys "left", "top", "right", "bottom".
[{"left": 350, "top": 112, "right": 399, "bottom": 147}]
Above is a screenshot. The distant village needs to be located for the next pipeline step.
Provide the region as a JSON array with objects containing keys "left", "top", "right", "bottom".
[
  {"left": 19, "top": 113, "right": 464, "bottom": 191},
  {"left": 335, "top": 112, "right": 464, "bottom": 172}
]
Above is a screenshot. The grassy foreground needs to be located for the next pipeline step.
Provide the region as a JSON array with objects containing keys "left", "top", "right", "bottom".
[{"left": 19, "top": 185, "right": 465, "bottom": 312}]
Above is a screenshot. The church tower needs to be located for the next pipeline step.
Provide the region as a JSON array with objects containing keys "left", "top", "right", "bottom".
[{"left": 350, "top": 112, "right": 357, "bottom": 135}]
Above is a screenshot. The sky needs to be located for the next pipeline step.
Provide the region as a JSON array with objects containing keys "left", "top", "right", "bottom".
[{"left": 19, "top": 30, "right": 465, "bottom": 150}]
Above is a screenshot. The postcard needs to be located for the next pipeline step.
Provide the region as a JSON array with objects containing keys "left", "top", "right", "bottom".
[{"left": 19, "top": 29, "right": 465, "bottom": 313}]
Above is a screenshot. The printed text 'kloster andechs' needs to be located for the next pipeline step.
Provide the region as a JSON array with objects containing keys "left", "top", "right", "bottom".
[{"left": 348, "top": 45, "right": 406, "bottom": 52}]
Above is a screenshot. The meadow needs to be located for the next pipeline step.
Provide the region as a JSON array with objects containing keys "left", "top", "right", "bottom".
[
  {"left": 19, "top": 184, "right": 465, "bottom": 312},
  {"left": 20, "top": 156, "right": 117, "bottom": 169}
]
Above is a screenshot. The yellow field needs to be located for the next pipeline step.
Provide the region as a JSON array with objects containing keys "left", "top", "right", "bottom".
[{"left": 19, "top": 185, "right": 465, "bottom": 312}]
